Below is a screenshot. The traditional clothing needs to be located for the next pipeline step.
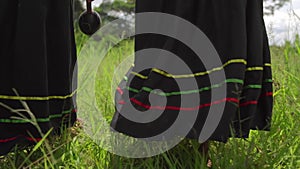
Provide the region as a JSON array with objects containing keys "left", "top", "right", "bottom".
[
  {"left": 0, "top": 0, "right": 77, "bottom": 155},
  {"left": 111, "top": 0, "right": 273, "bottom": 142}
]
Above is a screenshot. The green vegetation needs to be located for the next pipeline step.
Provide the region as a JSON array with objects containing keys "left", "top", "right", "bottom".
[
  {"left": 0, "top": 33, "right": 299, "bottom": 168},
  {"left": 0, "top": 1, "right": 299, "bottom": 167}
]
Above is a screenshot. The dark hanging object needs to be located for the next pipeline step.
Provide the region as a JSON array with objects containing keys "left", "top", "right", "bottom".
[{"left": 79, "top": 0, "right": 102, "bottom": 36}]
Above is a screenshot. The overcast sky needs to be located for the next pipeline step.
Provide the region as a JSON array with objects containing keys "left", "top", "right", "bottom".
[
  {"left": 264, "top": 0, "right": 300, "bottom": 45},
  {"left": 93, "top": 0, "right": 300, "bottom": 45}
]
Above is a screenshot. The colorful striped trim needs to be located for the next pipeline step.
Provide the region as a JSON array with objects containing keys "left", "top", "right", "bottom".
[
  {"left": 118, "top": 92, "right": 272, "bottom": 111},
  {"left": 239, "top": 101, "right": 258, "bottom": 107},
  {"left": 246, "top": 67, "right": 264, "bottom": 71},
  {"left": 122, "top": 97, "right": 264, "bottom": 111},
  {"left": 0, "top": 109, "right": 76, "bottom": 124},
  {"left": 131, "top": 59, "right": 271, "bottom": 79},
  {"left": 264, "top": 79, "right": 273, "bottom": 83},
  {"left": 117, "top": 87, "right": 124, "bottom": 95},
  {"left": 124, "top": 74, "right": 273, "bottom": 84},
  {"left": 0, "top": 136, "right": 42, "bottom": 143},
  {"left": 0, "top": 91, "right": 76, "bottom": 101},
  {"left": 244, "top": 85, "right": 262, "bottom": 89},
  {"left": 131, "top": 72, "right": 147, "bottom": 79},
  {"left": 129, "top": 97, "right": 239, "bottom": 111},
  {"left": 264, "top": 63, "right": 272, "bottom": 67},
  {"left": 120, "top": 78, "right": 272, "bottom": 97},
  {"left": 131, "top": 59, "right": 247, "bottom": 79},
  {"left": 125, "top": 78, "right": 243, "bottom": 96},
  {"left": 260, "top": 92, "right": 273, "bottom": 97},
  {"left": 26, "top": 137, "right": 42, "bottom": 142},
  {"left": 0, "top": 137, "right": 18, "bottom": 143}
]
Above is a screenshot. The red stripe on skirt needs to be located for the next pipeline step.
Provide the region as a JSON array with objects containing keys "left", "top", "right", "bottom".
[
  {"left": 239, "top": 101, "right": 258, "bottom": 107},
  {"left": 0, "top": 136, "right": 42, "bottom": 143},
  {"left": 126, "top": 97, "right": 239, "bottom": 111},
  {"left": 116, "top": 92, "right": 273, "bottom": 110}
]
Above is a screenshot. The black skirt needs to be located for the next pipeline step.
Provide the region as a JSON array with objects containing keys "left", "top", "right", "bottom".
[
  {"left": 111, "top": 0, "right": 273, "bottom": 142},
  {"left": 0, "top": 0, "right": 77, "bottom": 155}
]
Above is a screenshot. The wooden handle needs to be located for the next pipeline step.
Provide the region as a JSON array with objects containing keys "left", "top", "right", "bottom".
[{"left": 86, "top": 0, "right": 94, "bottom": 13}]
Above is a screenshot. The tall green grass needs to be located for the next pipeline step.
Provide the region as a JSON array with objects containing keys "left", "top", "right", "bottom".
[{"left": 0, "top": 33, "right": 299, "bottom": 168}]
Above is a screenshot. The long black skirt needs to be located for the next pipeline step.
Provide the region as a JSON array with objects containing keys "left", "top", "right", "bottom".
[
  {"left": 111, "top": 0, "right": 273, "bottom": 142},
  {"left": 0, "top": 0, "right": 77, "bottom": 155}
]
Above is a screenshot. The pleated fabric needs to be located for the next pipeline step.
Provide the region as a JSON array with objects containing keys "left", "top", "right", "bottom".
[
  {"left": 111, "top": 0, "right": 273, "bottom": 142},
  {"left": 0, "top": 0, "right": 77, "bottom": 155}
]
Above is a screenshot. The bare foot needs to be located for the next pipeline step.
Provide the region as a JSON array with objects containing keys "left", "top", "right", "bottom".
[
  {"left": 207, "top": 158, "right": 212, "bottom": 168},
  {"left": 198, "top": 141, "right": 212, "bottom": 168}
]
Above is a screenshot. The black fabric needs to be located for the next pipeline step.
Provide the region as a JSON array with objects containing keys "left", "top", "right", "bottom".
[
  {"left": 0, "top": 0, "right": 77, "bottom": 155},
  {"left": 111, "top": 0, "right": 273, "bottom": 142}
]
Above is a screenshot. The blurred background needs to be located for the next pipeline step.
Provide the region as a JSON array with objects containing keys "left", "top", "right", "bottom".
[{"left": 74, "top": 0, "right": 300, "bottom": 45}]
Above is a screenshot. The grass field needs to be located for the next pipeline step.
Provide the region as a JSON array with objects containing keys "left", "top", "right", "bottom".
[{"left": 0, "top": 32, "right": 299, "bottom": 169}]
